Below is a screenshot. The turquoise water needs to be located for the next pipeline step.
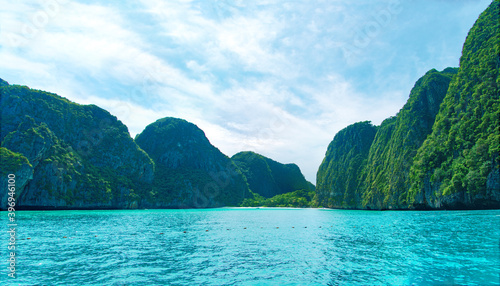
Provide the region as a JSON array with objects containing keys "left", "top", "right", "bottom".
[{"left": 1, "top": 208, "right": 499, "bottom": 285}]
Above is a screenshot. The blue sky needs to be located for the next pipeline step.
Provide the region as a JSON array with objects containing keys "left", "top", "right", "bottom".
[{"left": 0, "top": 0, "right": 492, "bottom": 183}]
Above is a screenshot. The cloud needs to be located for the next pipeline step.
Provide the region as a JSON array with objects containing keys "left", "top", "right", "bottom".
[
  {"left": 0, "top": 0, "right": 493, "bottom": 183},
  {"left": 140, "top": 0, "right": 296, "bottom": 79}
]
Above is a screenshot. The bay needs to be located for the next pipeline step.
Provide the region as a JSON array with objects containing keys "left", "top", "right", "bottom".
[{"left": 1, "top": 208, "right": 499, "bottom": 285}]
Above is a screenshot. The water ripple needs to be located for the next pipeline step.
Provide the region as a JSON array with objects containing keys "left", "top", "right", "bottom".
[{"left": 1, "top": 208, "right": 499, "bottom": 285}]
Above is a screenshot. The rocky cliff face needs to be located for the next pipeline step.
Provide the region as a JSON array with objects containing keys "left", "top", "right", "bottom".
[
  {"left": 0, "top": 83, "right": 154, "bottom": 210},
  {"left": 316, "top": 122, "right": 377, "bottom": 208},
  {"left": 360, "top": 68, "right": 457, "bottom": 210},
  {"left": 232, "top": 151, "right": 314, "bottom": 198},
  {"left": 409, "top": 0, "right": 500, "bottom": 209},
  {"left": 0, "top": 147, "right": 33, "bottom": 207},
  {"left": 135, "top": 117, "right": 250, "bottom": 208},
  {"left": 316, "top": 0, "right": 499, "bottom": 210},
  {"left": 316, "top": 68, "right": 455, "bottom": 210}
]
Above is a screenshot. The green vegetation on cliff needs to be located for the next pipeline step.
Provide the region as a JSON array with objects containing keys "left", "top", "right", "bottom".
[
  {"left": 0, "top": 147, "right": 31, "bottom": 175},
  {"left": 1, "top": 83, "right": 154, "bottom": 209},
  {"left": 1, "top": 82, "right": 312, "bottom": 210},
  {"left": 409, "top": 0, "right": 500, "bottom": 209},
  {"left": 233, "top": 151, "right": 316, "bottom": 208},
  {"left": 360, "top": 68, "right": 457, "bottom": 209},
  {"left": 316, "top": 121, "right": 377, "bottom": 208},
  {"left": 1, "top": 1, "right": 497, "bottom": 211},
  {"left": 240, "top": 189, "right": 317, "bottom": 208},
  {"left": 135, "top": 117, "right": 250, "bottom": 208},
  {"left": 0, "top": 147, "right": 34, "bottom": 205},
  {"left": 232, "top": 151, "right": 314, "bottom": 199},
  {"left": 316, "top": 0, "right": 499, "bottom": 210}
]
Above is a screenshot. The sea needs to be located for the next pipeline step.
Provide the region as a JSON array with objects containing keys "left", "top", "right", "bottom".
[{"left": 1, "top": 208, "right": 499, "bottom": 285}]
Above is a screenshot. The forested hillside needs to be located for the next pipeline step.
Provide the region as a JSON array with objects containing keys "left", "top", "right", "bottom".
[{"left": 316, "top": 0, "right": 499, "bottom": 209}]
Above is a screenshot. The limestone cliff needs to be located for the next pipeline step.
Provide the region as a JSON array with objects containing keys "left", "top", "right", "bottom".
[
  {"left": 0, "top": 83, "right": 154, "bottom": 209},
  {"left": 409, "top": 0, "right": 500, "bottom": 209},
  {"left": 316, "top": 122, "right": 377, "bottom": 208},
  {"left": 232, "top": 151, "right": 314, "bottom": 199},
  {"left": 135, "top": 117, "right": 250, "bottom": 208},
  {"left": 316, "top": 0, "right": 499, "bottom": 210},
  {"left": 360, "top": 68, "right": 457, "bottom": 210}
]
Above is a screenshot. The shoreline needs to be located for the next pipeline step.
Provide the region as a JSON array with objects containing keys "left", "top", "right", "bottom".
[{"left": 1, "top": 206, "right": 499, "bottom": 212}]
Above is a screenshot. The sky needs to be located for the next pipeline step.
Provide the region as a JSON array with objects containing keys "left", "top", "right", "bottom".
[{"left": 0, "top": 0, "right": 493, "bottom": 183}]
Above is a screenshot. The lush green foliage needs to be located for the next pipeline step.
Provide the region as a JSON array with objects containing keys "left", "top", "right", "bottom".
[
  {"left": 317, "top": 1, "right": 499, "bottom": 210},
  {"left": 136, "top": 117, "right": 250, "bottom": 208},
  {"left": 2, "top": 117, "right": 114, "bottom": 205},
  {"left": 2, "top": 1, "right": 497, "bottom": 210},
  {"left": 0, "top": 147, "right": 31, "bottom": 175},
  {"left": 232, "top": 151, "right": 314, "bottom": 199},
  {"left": 316, "top": 121, "right": 377, "bottom": 208},
  {"left": 409, "top": 0, "right": 500, "bottom": 207},
  {"left": 1, "top": 83, "right": 154, "bottom": 208},
  {"left": 240, "top": 189, "right": 318, "bottom": 208},
  {"left": 360, "top": 68, "right": 457, "bottom": 209},
  {"left": 135, "top": 117, "right": 214, "bottom": 166}
]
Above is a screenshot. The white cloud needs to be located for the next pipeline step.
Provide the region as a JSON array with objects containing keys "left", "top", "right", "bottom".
[
  {"left": 79, "top": 96, "right": 162, "bottom": 136},
  {"left": 141, "top": 0, "right": 296, "bottom": 78},
  {"left": 0, "top": 0, "right": 493, "bottom": 183}
]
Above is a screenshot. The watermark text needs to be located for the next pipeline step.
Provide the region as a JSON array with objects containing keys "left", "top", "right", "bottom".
[{"left": 6, "top": 174, "right": 17, "bottom": 279}]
